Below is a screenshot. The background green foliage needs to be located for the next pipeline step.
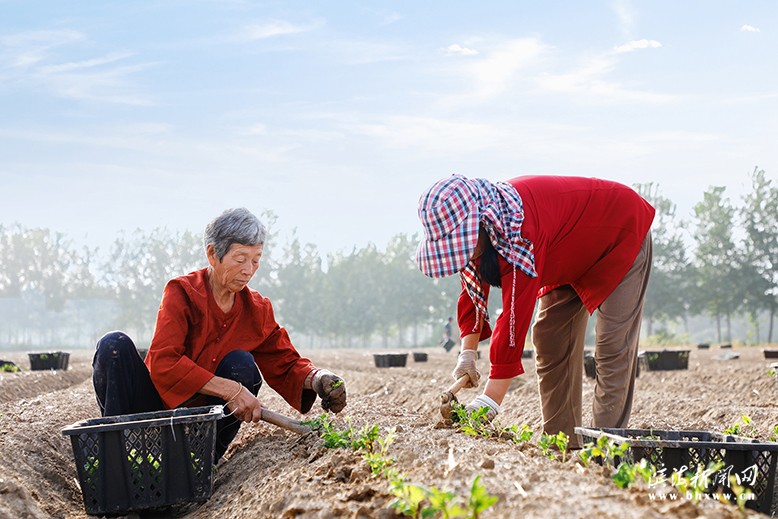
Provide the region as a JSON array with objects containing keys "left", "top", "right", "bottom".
[{"left": 1, "top": 169, "right": 776, "bottom": 348}]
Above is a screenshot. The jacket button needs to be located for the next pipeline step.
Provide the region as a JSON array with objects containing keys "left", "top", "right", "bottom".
[{"left": 212, "top": 358, "right": 216, "bottom": 363}]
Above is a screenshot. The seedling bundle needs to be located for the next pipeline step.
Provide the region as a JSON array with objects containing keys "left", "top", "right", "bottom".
[
  {"left": 575, "top": 427, "right": 778, "bottom": 514},
  {"left": 61, "top": 405, "right": 223, "bottom": 516}
]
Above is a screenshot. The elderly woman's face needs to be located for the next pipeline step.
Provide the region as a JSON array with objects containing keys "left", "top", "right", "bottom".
[{"left": 207, "top": 243, "right": 263, "bottom": 293}]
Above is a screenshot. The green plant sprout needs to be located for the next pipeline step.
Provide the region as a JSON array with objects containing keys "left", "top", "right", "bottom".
[
  {"left": 500, "top": 424, "right": 534, "bottom": 444},
  {"left": 723, "top": 414, "right": 757, "bottom": 437},
  {"left": 451, "top": 403, "right": 493, "bottom": 438},
  {"left": 769, "top": 425, "right": 778, "bottom": 442},
  {"left": 331, "top": 379, "right": 344, "bottom": 389},
  {"left": 725, "top": 475, "right": 754, "bottom": 513},
  {"left": 467, "top": 475, "right": 499, "bottom": 518},
  {"left": 304, "top": 413, "right": 499, "bottom": 518},
  {"left": 0, "top": 363, "right": 20, "bottom": 373},
  {"left": 538, "top": 432, "right": 569, "bottom": 462},
  {"left": 577, "top": 436, "right": 630, "bottom": 468}
]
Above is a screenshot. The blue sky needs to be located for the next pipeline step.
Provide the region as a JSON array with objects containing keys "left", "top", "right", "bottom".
[{"left": 1, "top": 1, "right": 776, "bottom": 258}]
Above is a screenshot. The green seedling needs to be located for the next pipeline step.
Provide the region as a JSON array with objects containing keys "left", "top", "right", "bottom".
[
  {"left": 725, "top": 474, "right": 754, "bottom": 513},
  {"left": 303, "top": 413, "right": 497, "bottom": 518},
  {"left": 538, "top": 432, "right": 569, "bottom": 462},
  {"left": 500, "top": 424, "right": 533, "bottom": 444},
  {"left": 0, "top": 363, "right": 20, "bottom": 373},
  {"left": 427, "top": 486, "right": 466, "bottom": 519},
  {"left": 331, "top": 379, "right": 344, "bottom": 389},
  {"left": 723, "top": 414, "right": 758, "bottom": 437},
  {"left": 769, "top": 424, "right": 778, "bottom": 442},
  {"left": 451, "top": 403, "right": 493, "bottom": 438},
  {"left": 577, "top": 436, "right": 630, "bottom": 468},
  {"left": 467, "top": 475, "right": 498, "bottom": 518}
]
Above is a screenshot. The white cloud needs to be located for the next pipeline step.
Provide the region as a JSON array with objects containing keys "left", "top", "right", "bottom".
[
  {"left": 536, "top": 53, "right": 675, "bottom": 104},
  {"left": 613, "top": 0, "right": 636, "bottom": 37},
  {"left": 0, "top": 30, "right": 153, "bottom": 105},
  {"left": 446, "top": 43, "right": 479, "bottom": 56},
  {"left": 0, "top": 29, "right": 85, "bottom": 68},
  {"left": 741, "top": 24, "right": 760, "bottom": 33},
  {"left": 614, "top": 39, "right": 662, "bottom": 53},
  {"left": 448, "top": 38, "right": 545, "bottom": 103},
  {"left": 241, "top": 20, "right": 322, "bottom": 40},
  {"left": 380, "top": 11, "right": 402, "bottom": 25}
]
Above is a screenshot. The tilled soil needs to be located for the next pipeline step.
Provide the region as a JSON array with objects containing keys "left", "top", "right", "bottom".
[{"left": 1, "top": 345, "right": 777, "bottom": 518}]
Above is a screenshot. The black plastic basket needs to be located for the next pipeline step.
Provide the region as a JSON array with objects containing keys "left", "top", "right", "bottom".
[
  {"left": 697, "top": 343, "right": 710, "bottom": 349},
  {"left": 584, "top": 353, "right": 595, "bottom": 378},
  {"left": 0, "top": 359, "right": 20, "bottom": 372},
  {"left": 764, "top": 350, "right": 778, "bottom": 360},
  {"left": 583, "top": 352, "right": 640, "bottom": 379},
  {"left": 639, "top": 350, "right": 689, "bottom": 371},
  {"left": 412, "top": 352, "right": 428, "bottom": 362},
  {"left": 62, "top": 405, "right": 223, "bottom": 516},
  {"left": 28, "top": 351, "right": 70, "bottom": 370},
  {"left": 373, "top": 353, "right": 408, "bottom": 368},
  {"left": 575, "top": 427, "right": 778, "bottom": 513}
]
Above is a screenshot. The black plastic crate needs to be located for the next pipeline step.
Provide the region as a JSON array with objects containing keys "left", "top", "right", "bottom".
[
  {"left": 373, "top": 353, "right": 408, "bottom": 368},
  {"left": 0, "top": 359, "right": 20, "bottom": 372},
  {"left": 583, "top": 352, "right": 640, "bottom": 379},
  {"left": 764, "top": 350, "right": 778, "bottom": 360},
  {"left": 412, "top": 352, "right": 428, "bottom": 362},
  {"left": 62, "top": 405, "right": 223, "bottom": 516},
  {"left": 639, "top": 350, "right": 689, "bottom": 371},
  {"left": 575, "top": 427, "right": 778, "bottom": 514},
  {"left": 28, "top": 351, "right": 70, "bottom": 370},
  {"left": 584, "top": 352, "right": 596, "bottom": 378}
]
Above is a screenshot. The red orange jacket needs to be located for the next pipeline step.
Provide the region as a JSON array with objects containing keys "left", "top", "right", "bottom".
[
  {"left": 457, "top": 175, "right": 655, "bottom": 379},
  {"left": 145, "top": 268, "right": 316, "bottom": 411}
]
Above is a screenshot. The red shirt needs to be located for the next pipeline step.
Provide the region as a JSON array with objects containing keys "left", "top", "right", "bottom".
[
  {"left": 145, "top": 268, "right": 316, "bottom": 411},
  {"left": 457, "top": 176, "right": 655, "bottom": 379}
]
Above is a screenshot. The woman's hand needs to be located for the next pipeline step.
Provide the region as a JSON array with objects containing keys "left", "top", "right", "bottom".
[
  {"left": 452, "top": 350, "right": 480, "bottom": 388},
  {"left": 226, "top": 382, "right": 262, "bottom": 422},
  {"left": 312, "top": 369, "right": 347, "bottom": 413}
]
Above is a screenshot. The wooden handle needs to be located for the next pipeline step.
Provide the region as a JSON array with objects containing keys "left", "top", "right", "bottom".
[
  {"left": 260, "top": 408, "right": 312, "bottom": 435},
  {"left": 446, "top": 374, "right": 471, "bottom": 395}
]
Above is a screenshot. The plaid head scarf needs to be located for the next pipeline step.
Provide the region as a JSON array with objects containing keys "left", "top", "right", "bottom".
[{"left": 416, "top": 174, "right": 537, "bottom": 346}]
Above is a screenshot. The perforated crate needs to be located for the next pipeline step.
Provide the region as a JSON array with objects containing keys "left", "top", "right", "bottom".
[
  {"left": 28, "top": 351, "right": 69, "bottom": 370},
  {"left": 373, "top": 353, "right": 408, "bottom": 367},
  {"left": 575, "top": 427, "right": 778, "bottom": 514},
  {"left": 639, "top": 349, "right": 689, "bottom": 371},
  {"left": 62, "top": 405, "right": 223, "bottom": 516}
]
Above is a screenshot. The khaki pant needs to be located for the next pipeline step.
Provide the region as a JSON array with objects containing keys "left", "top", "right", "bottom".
[{"left": 532, "top": 233, "right": 652, "bottom": 448}]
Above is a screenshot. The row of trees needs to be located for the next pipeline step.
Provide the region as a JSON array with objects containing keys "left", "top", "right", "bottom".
[{"left": 0, "top": 168, "right": 775, "bottom": 348}]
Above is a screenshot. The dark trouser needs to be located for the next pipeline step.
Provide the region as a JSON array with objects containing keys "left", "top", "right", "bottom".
[{"left": 92, "top": 331, "right": 263, "bottom": 463}]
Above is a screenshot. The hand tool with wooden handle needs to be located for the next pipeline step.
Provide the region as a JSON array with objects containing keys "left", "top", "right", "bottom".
[
  {"left": 439, "top": 374, "right": 471, "bottom": 419},
  {"left": 260, "top": 408, "right": 312, "bottom": 435}
]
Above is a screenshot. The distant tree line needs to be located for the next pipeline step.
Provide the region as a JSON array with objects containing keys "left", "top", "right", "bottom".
[{"left": 0, "top": 168, "right": 775, "bottom": 348}]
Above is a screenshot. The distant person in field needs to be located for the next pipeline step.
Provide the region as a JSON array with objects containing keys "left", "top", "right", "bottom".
[
  {"left": 415, "top": 174, "right": 654, "bottom": 447},
  {"left": 441, "top": 316, "right": 456, "bottom": 352},
  {"left": 92, "top": 208, "right": 347, "bottom": 462}
]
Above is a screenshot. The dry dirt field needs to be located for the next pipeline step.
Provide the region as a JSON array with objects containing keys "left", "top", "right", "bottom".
[{"left": 1, "top": 344, "right": 777, "bottom": 518}]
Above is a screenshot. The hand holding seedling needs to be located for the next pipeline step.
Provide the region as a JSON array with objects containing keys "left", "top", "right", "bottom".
[
  {"left": 226, "top": 382, "right": 263, "bottom": 423},
  {"left": 312, "top": 369, "right": 347, "bottom": 413}
]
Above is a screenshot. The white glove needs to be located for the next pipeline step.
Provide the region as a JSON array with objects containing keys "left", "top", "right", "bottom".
[
  {"left": 452, "top": 350, "right": 480, "bottom": 388},
  {"left": 465, "top": 394, "right": 500, "bottom": 421}
]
